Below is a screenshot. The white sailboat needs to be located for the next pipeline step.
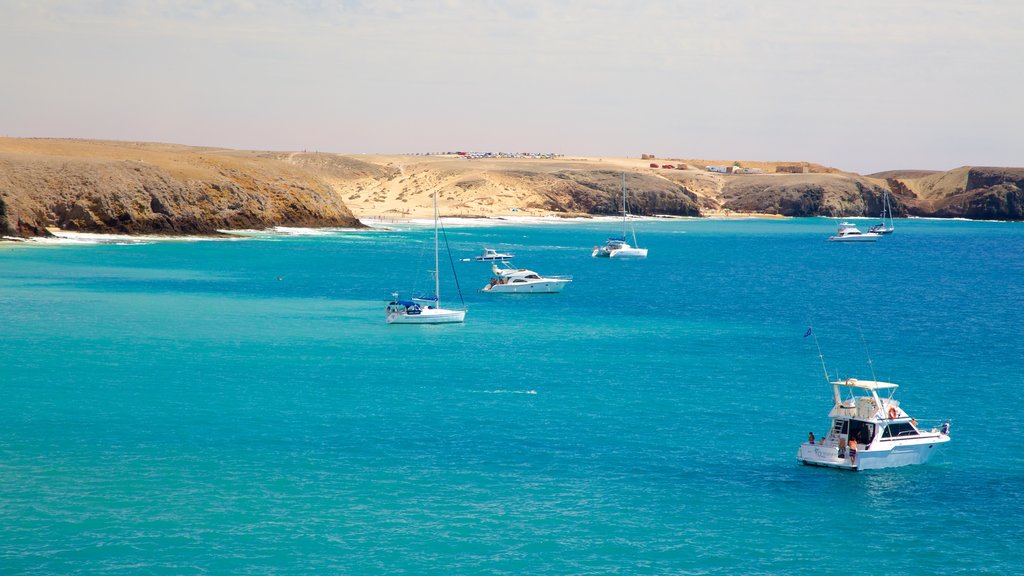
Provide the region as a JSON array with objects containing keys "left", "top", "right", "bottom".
[
  {"left": 869, "top": 189, "right": 896, "bottom": 235},
  {"left": 592, "top": 173, "right": 648, "bottom": 259},
  {"left": 386, "top": 190, "right": 467, "bottom": 324}
]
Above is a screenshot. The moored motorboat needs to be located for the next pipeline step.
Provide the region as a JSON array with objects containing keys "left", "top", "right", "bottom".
[
  {"left": 475, "top": 247, "right": 515, "bottom": 261},
  {"left": 482, "top": 263, "right": 572, "bottom": 293},
  {"left": 797, "top": 377, "right": 950, "bottom": 471},
  {"left": 828, "top": 221, "right": 880, "bottom": 242}
]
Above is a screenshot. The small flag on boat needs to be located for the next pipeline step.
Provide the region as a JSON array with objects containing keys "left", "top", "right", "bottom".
[{"left": 804, "top": 327, "right": 812, "bottom": 337}]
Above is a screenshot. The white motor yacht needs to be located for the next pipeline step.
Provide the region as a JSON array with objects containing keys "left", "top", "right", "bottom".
[
  {"left": 828, "top": 222, "right": 880, "bottom": 242},
  {"left": 474, "top": 247, "right": 515, "bottom": 261},
  {"left": 797, "top": 377, "right": 950, "bottom": 471},
  {"left": 482, "top": 263, "right": 572, "bottom": 294}
]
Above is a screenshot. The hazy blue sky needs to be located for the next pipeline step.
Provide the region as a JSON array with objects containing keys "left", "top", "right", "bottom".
[{"left": 2, "top": 1, "right": 1021, "bottom": 173}]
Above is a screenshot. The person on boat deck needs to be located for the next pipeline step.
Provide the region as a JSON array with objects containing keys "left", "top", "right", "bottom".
[
  {"left": 808, "top": 432, "right": 815, "bottom": 445},
  {"left": 848, "top": 438, "right": 858, "bottom": 464}
]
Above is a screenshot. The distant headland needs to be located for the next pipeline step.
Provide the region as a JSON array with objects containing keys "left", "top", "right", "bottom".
[{"left": 1, "top": 138, "right": 1021, "bottom": 238}]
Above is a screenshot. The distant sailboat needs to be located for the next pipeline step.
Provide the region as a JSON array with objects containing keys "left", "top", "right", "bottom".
[
  {"left": 869, "top": 189, "right": 895, "bottom": 235},
  {"left": 386, "top": 190, "right": 467, "bottom": 324},
  {"left": 592, "top": 173, "right": 648, "bottom": 259}
]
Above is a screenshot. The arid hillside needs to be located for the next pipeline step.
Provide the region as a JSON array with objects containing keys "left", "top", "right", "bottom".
[
  {"left": 884, "top": 167, "right": 1024, "bottom": 220},
  {"left": 2, "top": 138, "right": 1021, "bottom": 238},
  {"left": 0, "top": 139, "right": 364, "bottom": 237}
]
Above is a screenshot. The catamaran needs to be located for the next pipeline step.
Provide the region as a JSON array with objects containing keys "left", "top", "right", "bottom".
[
  {"left": 592, "top": 173, "right": 648, "bottom": 259},
  {"left": 869, "top": 189, "right": 896, "bottom": 235},
  {"left": 386, "top": 190, "right": 467, "bottom": 324}
]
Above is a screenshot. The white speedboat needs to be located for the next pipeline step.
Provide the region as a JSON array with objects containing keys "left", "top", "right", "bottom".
[
  {"left": 593, "top": 173, "right": 648, "bottom": 258},
  {"left": 797, "top": 377, "right": 950, "bottom": 471},
  {"left": 474, "top": 247, "right": 515, "bottom": 261},
  {"left": 387, "top": 190, "right": 467, "bottom": 325},
  {"left": 482, "top": 263, "right": 572, "bottom": 293},
  {"left": 828, "top": 222, "right": 880, "bottom": 242}
]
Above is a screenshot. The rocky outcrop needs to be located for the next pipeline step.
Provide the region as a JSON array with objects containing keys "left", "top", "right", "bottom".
[
  {"left": 0, "top": 141, "right": 363, "bottom": 237},
  {"left": 714, "top": 173, "right": 901, "bottom": 217},
  {"left": 891, "top": 167, "right": 1024, "bottom": 221},
  {"left": 539, "top": 171, "right": 700, "bottom": 216}
]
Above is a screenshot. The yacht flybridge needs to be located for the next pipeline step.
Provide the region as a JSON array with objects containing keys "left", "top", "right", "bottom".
[{"left": 797, "top": 377, "right": 950, "bottom": 471}]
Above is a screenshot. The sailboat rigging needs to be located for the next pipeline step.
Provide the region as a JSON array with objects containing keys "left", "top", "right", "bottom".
[
  {"left": 592, "top": 173, "right": 648, "bottom": 259},
  {"left": 869, "top": 189, "right": 895, "bottom": 235},
  {"left": 385, "top": 190, "right": 467, "bottom": 324}
]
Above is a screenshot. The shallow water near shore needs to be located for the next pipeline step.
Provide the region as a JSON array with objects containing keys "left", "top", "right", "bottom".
[{"left": 2, "top": 218, "right": 1022, "bottom": 574}]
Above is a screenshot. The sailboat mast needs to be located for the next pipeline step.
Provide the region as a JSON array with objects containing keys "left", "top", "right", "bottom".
[
  {"left": 621, "top": 173, "right": 627, "bottom": 238},
  {"left": 434, "top": 189, "right": 440, "bottom": 305}
]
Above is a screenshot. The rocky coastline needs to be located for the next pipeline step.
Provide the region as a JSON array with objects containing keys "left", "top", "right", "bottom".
[{"left": 2, "top": 138, "right": 1021, "bottom": 239}]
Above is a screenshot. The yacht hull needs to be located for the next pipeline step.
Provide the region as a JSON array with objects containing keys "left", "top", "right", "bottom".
[
  {"left": 386, "top": 307, "right": 466, "bottom": 324},
  {"left": 483, "top": 280, "right": 569, "bottom": 293},
  {"left": 827, "top": 235, "right": 879, "bottom": 243},
  {"left": 797, "top": 434, "right": 949, "bottom": 471},
  {"left": 592, "top": 247, "right": 649, "bottom": 258}
]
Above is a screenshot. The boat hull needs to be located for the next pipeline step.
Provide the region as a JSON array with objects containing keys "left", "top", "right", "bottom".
[
  {"left": 386, "top": 307, "right": 466, "bottom": 324},
  {"left": 483, "top": 280, "right": 569, "bottom": 293},
  {"left": 592, "top": 247, "right": 649, "bottom": 258},
  {"left": 827, "top": 235, "right": 879, "bottom": 243},
  {"left": 797, "top": 434, "right": 949, "bottom": 471}
]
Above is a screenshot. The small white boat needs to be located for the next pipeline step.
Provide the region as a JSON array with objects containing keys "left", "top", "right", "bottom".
[
  {"left": 474, "top": 247, "right": 515, "bottom": 261},
  {"left": 482, "top": 263, "right": 572, "bottom": 294},
  {"left": 593, "top": 173, "right": 648, "bottom": 259},
  {"left": 797, "top": 377, "right": 951, "bottom": 471},
  {"left": 828, "top": 222, "right": 880, "bottom": 242}
]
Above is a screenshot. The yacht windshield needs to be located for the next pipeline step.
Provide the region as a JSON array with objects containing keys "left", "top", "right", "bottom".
[{"left": 882, "top": 422, "right": 919, "bottom": 439}]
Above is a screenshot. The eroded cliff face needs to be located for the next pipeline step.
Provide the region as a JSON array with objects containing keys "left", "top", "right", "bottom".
[
  {"left": 713, "top": 173, "right": 903, "bottom": 217},
  {"left": 0, "top": 142, "right": 364, "bottom": 237},
  {"left": 892, "top": 167, "right": 1024, "bottom": 221},
  {"left": 532, "top": 171, "right": 700, "bottom": 216}
]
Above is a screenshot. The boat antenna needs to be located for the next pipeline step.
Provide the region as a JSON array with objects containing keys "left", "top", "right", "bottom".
[
  {"left": 857, "top": 325, "right": 878, "bottom": 383},
  {"left": 807, "top": 324, "right": 830, "bottom": 386},
  {"left": 808, "top": 323, "right": 840, "bottom": 405}
]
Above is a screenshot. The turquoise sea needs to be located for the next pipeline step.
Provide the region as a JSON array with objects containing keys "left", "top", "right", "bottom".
[{"left": 2, "top": 218, "right": 1022, "bottom": 574}]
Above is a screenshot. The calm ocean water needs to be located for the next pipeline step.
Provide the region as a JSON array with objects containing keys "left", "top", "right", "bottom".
[{"left": 2, "top": 218, "right": 1022, "bottom": 574}]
